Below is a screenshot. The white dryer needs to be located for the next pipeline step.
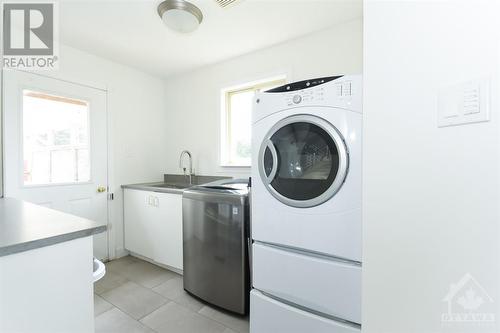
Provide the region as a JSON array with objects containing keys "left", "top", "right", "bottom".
[
  {"left": 250, "top": 75, "right": 362, "bottom": 332},
  {"left": 251, "top": 75, "right": 362, "bottom": 262}
]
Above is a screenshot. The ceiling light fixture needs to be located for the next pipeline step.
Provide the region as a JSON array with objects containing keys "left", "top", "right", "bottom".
[{"left": 157, "top": 0, "right": 203, "bottom": 33}]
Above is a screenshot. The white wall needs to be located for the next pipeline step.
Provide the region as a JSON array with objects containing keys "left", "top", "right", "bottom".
[
  {"left": 53, "top": 45, "right": 168, "bottom": 258},
  {"left": 363, "top": 1, "right": 500, "bottom": 332},
  {"left": 162, "top": 19, "right": 362, "bottom": 178}
]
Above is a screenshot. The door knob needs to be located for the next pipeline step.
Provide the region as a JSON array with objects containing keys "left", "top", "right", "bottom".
[{"left": 97, "top": 186, "right": 107, "bottom": 193}]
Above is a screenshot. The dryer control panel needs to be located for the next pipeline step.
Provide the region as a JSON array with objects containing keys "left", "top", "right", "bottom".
[
  {"left": 280, "top": 79, "right": 356, "bottom": 108},
  {"left": 267, "top": 76, "right": 342, "bottom": 93},
  {"left": 285, "top": 87, "right": 326, "bottom": 106},
  {"left": 254, "top": 75, "right": 362, "bottom": 122}
]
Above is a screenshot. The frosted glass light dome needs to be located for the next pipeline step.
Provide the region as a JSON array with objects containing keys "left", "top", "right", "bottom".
[{"left": 157, "top": 0, "right": 203, "bottom": 33}]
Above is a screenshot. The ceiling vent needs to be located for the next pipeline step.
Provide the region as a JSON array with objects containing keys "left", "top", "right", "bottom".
[{"left": 213, "top": 0, "right": 239, "bottom": 8}]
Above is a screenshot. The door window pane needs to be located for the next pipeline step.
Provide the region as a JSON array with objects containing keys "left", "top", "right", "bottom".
[{"left": 23, "top": 90, "right": 91, "bottom": 185}]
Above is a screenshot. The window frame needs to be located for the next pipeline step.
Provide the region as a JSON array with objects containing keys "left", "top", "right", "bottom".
[{"left": 220, "top": 76, "right": 286, "bottom": 168}]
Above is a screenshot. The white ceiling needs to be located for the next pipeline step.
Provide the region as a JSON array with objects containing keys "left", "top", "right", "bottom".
[{"left": 59, "top": 0, "right": 362, "bottom": 78}]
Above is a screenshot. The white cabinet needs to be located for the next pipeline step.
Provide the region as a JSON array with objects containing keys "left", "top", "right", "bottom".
[
  {"left": 124, "top": 189, "right": 183, "bottom": 270},
  {"left": 153, "top": 191, "right": 183, "bottom": 269},
  {"left": 0, "top": 237, "right": 95, "bottom": 333},
  {"left": 123, "top": 189, "right": 156, "bottom": 259}
]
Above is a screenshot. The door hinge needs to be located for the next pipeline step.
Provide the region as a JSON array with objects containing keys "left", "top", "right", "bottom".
[{"left": 108, "top": 193, "right": 114, "bottom": 200}]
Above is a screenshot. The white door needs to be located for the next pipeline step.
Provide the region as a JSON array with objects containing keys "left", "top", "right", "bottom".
[{"left": 3, "top": 70, "right": 109, "bottom": 260}]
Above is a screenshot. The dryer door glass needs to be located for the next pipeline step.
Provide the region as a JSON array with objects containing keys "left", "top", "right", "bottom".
[{"left": 259, "top": 115, "right": 348, "bottom": 208}]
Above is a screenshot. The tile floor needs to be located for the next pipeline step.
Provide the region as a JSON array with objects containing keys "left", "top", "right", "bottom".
[{"left": 94, "top": 256, "right": 249, "bottom": 333}]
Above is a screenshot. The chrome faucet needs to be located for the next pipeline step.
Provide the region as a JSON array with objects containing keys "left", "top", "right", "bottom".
[{"left": 179, "top": 150, "right": 194, "bottom": 184}]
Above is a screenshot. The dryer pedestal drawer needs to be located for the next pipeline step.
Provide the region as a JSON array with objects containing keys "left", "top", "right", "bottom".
[
  {"left": 252, "top": 242, "right": 361, "bottom": 324},
  {"left": 250, "top": 290, "right": 360, "bottom": 333}
]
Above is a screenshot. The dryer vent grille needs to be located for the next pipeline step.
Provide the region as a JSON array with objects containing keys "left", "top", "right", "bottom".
[{"left": 214, "top": 0, "right": 239, "bottom": 8}]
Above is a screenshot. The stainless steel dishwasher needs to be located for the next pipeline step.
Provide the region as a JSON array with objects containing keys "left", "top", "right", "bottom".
[{"left": 182, "top": 179, "right": 250, "bottom": 315}]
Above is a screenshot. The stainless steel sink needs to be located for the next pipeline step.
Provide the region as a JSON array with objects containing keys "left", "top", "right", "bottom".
[
  {"left": 149, "top": 182, "right": 192, "bottom": 189},
  {"left": 121, "top": 175, "right": 233, "bottom": 193}
]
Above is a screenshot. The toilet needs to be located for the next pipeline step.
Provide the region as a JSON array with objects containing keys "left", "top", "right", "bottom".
[{"left": 93, "top": 258, "right": 106, "bottom": 282}]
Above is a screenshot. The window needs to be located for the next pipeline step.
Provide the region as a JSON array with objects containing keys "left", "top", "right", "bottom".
[
  {"left": 22, "top": 90, "right": 91, "bottom": 185},
  {"left": 220, "top": 76, "right": 286, "bottom": 167}
]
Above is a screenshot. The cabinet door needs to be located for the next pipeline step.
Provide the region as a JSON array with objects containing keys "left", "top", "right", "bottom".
[
  {"left": 153, "top": 192, "right": 183, "bottom": 270},
  {"left": 124, "top": 189, "right": 155, "bottom": 259}
]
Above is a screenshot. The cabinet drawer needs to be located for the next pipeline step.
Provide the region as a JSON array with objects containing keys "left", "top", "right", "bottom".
[
  {"left": 250, "top": 290, "right": 360, "bottom": 333},
  {"left": 252, "top": 243, "right": 361, "bottom": 324}
]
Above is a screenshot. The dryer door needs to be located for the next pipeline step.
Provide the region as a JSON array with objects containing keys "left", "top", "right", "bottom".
[{"left": 258, "top": 114, "right": 348, "bottom": 208}]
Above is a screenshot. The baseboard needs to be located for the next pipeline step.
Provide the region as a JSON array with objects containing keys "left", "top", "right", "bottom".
[
  {"left": 112, "top": 248, "right": 129, "bottom": 261},
  {"left": 128, "top": 251, "right": 183, "bottom": 276}
]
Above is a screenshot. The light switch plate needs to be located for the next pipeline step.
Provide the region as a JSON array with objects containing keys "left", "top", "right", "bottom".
[{"left": 438, "top": 79, "right": 490, "bottom": 127}]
